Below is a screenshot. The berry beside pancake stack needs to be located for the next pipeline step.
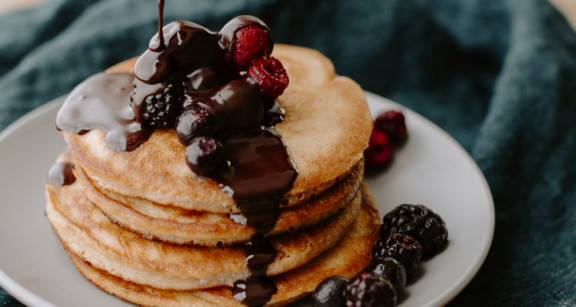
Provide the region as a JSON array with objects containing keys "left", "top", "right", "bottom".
[{"left": 46, "top": 12, "right": 378, "bottom": 307}]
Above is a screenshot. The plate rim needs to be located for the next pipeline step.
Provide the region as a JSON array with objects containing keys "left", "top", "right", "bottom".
[
  {"left": 0, "top": 97, "right": 65, "bottom": 307},
  {"left": 366, "top": 92, "right": 495, "bottom": 306},
  {"left": 0, "top": 92, "right": 495, "bottom": 306}
]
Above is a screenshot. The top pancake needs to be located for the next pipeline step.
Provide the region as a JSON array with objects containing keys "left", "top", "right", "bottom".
[{"left": 60, "top": 44, "right": 372, "bottom": 214}]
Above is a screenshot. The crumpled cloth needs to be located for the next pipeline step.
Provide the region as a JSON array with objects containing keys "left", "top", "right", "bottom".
[{"left": 1, "top": 0, "right": 576, "bottom": 305}]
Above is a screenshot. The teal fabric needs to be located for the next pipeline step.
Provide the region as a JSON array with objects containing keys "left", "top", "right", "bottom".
[{"left": 1, "top": 0, "right": 576, "bottom": 305}]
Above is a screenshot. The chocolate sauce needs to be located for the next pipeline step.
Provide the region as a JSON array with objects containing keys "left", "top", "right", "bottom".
[
  {"left": 221, "top": 127, "right": 296, "bottom": 306},
  {"left": 56, "top": 73, "right": 149, "bottom": 152},
  {"left": 57, "top": 13, "right": 296, "bottom": 306},
  {"left": 151, "top": 0, "right": 166, "bottom": 52},
  {"left": 206, "top": 78, "right": 264, "bottom": 128},
  {"left": 135, "top": 21, "right": 220, "bottom": 84},
  {"left": 47, "top": 162, "right": 76, "bottom": 186}
]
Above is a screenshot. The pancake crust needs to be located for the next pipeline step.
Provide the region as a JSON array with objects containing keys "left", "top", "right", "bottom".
[
  {"left": 64, "top": 184, "right": 379, "bottom": 306},
  {"left": 75, "top": 161, "right": 362, "bottom": 246},
  {"left": 61, "top": 44, "right": 372, "bottom": 214},
  {"left": 46, "top": 178, "right": 361, "bottom": 290}
]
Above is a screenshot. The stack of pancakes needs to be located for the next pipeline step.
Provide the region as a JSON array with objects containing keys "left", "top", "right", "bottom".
[{"left": 46, "top": 45, "right": 379, "bottom": 306}]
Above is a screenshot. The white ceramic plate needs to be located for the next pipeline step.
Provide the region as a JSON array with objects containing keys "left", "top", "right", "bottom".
[{"left": 0, "top": 93, "right": 494, "bottom": 307}]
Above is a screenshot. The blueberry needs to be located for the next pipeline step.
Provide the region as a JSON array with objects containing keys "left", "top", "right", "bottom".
[{"left": 311, "top": 276, "right": 349, "bottom": 307}]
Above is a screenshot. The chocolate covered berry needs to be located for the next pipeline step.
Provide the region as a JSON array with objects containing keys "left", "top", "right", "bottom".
[
  {"left": 185, "top": 136, "right": 225, "bottom": 177},
  {"left": 139, "top": 80, "right": 184, "bottom": 129},
  {"left": 176, "top": 104, "right": 218, "bottom": 145}
]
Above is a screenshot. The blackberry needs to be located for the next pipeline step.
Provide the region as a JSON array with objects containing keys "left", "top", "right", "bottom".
[
  {"left": 344, "top": 272, "right": 396, "bottom": 307},
  {"left": 185, "top": 136, "right": 225, "bottom": 177},
  {"left": 311, "top": 276, "right": 349, "bottom": 307},
  {"left": 141, "top": 80, "right": 184, "bottom": 129},
  {"left": 380, "top": 204, "right": 448, "bottom": 257},
  {"left": 365, "top": 257, "right": 406, "bottom": 294},
  {"left": 176, "top": 104, "right": 218, "bottom": 145},
  {"left": 372, "top": 234, "right": 422, "bottom": 276}
]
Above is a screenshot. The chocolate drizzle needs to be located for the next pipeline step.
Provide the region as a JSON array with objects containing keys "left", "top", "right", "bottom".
[
  {"left": 56, "top": 73, "right": 149, "bottom": 152},
  {"left": 47, "top": 162, "right": 76, "bottom": 186},
  {"left": 55, "top": 12, "right": 296, "bottom": 306},
  {"left": 226, "top": 128, "right": 296, "bottom": 305},
  {"left": 151, "top": 0, "right": 166, "bottom": 52}
]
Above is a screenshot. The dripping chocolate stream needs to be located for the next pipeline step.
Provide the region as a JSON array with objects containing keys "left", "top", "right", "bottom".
[
  {"left": 134, "top": 17, "right": 294, "bottom": 306},
  {"left": 151, "top": 0, "right": 166, "bottom": 52},
  {"left": 228, "top": 128, "right": 296, "bottom": 306}
]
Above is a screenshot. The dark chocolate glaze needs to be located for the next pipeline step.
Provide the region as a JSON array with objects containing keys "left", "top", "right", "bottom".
[
  {"left": 135, "top": 21, "right": 220, "bottom": 84},
  {"left": 56, "top": 73, "right": 149, "bottom": 152},
  {"left": 47, "top": 162, "right": 76, "bottom": 186},
  {"left": 224, "top": 131, "right": 296, "bottom": 307},
  {"left": 57, "top": 13, "right": 295, "bottom": 306},
  {"left": 206, "top": 78, "right": 264, "bottom": 128}
]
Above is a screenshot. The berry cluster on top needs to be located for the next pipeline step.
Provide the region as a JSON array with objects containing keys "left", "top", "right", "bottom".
[
  {"left": 129, "top": 16, "right": 289, "bottom": 177},
  {"left": 311, "top": 204, "right": 448, "bottom": 307}
]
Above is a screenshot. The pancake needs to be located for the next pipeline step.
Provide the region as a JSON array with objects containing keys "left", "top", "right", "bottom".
[
  {"left": 60, "top": 44, "right": 373, "bottom": 214},
  {"left": 46, "top": 177, "right": 362, "bottom": 290},
  {"left": 75, "top": 161, "right": 363, "bottom": 246},
  {"left": 64, "top": 184, "right": 379, "bottom": 307}
]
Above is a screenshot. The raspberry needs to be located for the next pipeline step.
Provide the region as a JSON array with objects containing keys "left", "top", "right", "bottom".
[
  {"left": 375, "top": 111, "right": 407, "bottom": 145},
  {"left": 380, "top": 204, "right": 448, "bottom": 257},
  {"left": 365, "top": 257, "right": 406, "bottom": 294},
  {"left": 247, "top": 57, "right": 289, "bottom": 100},
  {"left": 372, "top": 233, "right": 422, "bottom": 276},
  {"left": 311, "top": 276, "right": 349, "bottom": 307},
  {"left": 176, "top": 104, "right": 218, "bottom": 145},
  {"left": 344, "top": 272, "right": 397, "bottom": 307},
  {"left": 140, "top": 81, "right": 184, "bottom": 129},
  {"left": 233, "top": 24, "right": 272, "bottom": 71},
  {"left": 185, "top": 136, "right": 225, "bottom": 177},
  {"left": 364, "top": 128, "right": 393, "bottom": 169}
]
